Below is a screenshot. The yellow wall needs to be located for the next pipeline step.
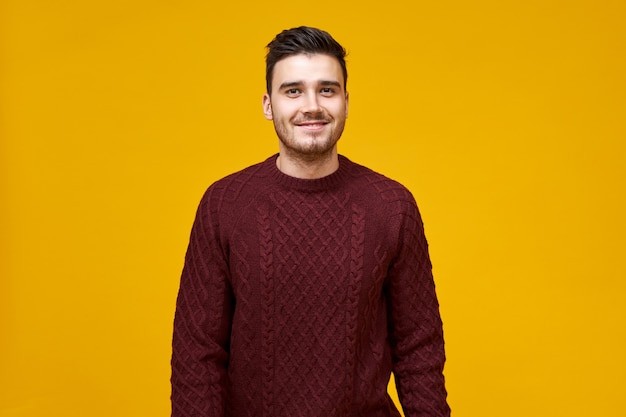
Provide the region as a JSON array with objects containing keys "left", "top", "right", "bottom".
[{"left": 1, "top": 1, "right": 624, "bottom": 416}]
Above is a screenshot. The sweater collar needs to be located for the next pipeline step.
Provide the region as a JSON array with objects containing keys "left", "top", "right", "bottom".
[{"left": 265, "top": 154, "right": 353, "bottom": 193}]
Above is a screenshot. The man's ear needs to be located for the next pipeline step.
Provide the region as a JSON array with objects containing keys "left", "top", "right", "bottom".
[
  {"left": 345, "top": 91, "right": 349, "bottom": 118},
  {"left": 262, "top": 94, "right": 273, "bottom": 120}
]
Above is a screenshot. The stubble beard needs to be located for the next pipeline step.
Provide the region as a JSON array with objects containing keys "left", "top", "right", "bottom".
[{"left": 274, "top": 118, "right": 345, "bottom": 164}]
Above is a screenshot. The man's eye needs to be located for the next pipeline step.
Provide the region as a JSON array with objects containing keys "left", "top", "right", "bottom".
[
  {"left": 321, "top": 88, "right": 334, "bottom": 94},
  {"left": 286, "top": 89, "right": 300, "bottom": 95}
]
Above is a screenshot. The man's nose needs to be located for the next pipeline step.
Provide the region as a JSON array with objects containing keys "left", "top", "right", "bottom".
[{"left": 302, "top": 92, "right": 322, "bottom": 114}]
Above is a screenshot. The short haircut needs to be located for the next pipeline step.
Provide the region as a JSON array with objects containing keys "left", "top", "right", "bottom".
[{"left": 265, "top": 26, "right": 348, "bottom": 94}]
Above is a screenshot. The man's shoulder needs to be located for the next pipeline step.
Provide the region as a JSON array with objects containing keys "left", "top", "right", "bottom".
[
  {"left": 217, "top": 157, "right": 272, "bottom": 185},
  {"left": 342, "top": 156, "right": 416, "bottom": 205},
  {"left": 200, "top": 155, "right": 276, "bottom": 205}
]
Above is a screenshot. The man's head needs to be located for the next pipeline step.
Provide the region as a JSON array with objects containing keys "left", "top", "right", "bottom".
[
  {"left": 265, "top": 26, "right": 347, "bottom": 95},
  {"left": 262, "top": 27, "right": 349, "bottom": 168}
]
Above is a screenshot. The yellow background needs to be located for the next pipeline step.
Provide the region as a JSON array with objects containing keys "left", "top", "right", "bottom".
[{"left": 1, "top": 0, "right": 625, "bottom": 416}]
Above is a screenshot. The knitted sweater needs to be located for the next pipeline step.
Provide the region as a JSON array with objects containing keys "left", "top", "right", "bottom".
[{"left": 171, "top": 154, "right": 450, "bottom": 417}]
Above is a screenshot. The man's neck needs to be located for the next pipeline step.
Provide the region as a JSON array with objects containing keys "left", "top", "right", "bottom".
[{"left": 275, "top": 149, "right": 339, "bottom": 179}]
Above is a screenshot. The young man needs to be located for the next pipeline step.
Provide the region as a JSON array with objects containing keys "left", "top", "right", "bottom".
[{"left": 171, "top": 26, "right": 450, "bottom": 417}]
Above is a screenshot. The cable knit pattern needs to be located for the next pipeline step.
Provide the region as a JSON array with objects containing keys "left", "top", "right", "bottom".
[
  {"left": 257, "top": 203, "right": 275, "bottom": 417},
  {"left": 172, "top": 154, "right": 450, "bottom": 417}
]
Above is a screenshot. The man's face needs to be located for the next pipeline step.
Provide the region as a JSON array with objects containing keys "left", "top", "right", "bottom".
[{"left": 263, "top": 53, "right": 349, "bottom": 160}]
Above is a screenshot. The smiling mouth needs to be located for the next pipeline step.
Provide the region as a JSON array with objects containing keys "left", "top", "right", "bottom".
[
  {"left": 295, "top": 120, "right": 329, "bottom": 127},
  {"left": 296, "top": 122, "right": 327, "bottom": 131}
]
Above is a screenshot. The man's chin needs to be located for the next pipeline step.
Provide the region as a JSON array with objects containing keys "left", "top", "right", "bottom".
[{"left": 279, "top": 140, "right": 338, "bottom": 162}]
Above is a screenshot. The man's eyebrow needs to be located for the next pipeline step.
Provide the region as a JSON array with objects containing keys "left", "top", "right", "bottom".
[
  {"left": 278, "top": 81, "right": 303, "bottom": 90},
  {"left": 278, "top": 80, "right": 342, "bottom": 90},
  {"left": 319, "top": 80, "right": 342, "bottom": 88}
]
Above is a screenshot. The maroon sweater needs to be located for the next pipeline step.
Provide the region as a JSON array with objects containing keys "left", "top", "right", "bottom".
[{"left": 171, "top": 155, "right": 450, "bottom": 417}]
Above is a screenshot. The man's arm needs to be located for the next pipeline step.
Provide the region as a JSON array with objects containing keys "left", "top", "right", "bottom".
[
  {"left": 387, "top": 196, "right": 450, "bottom": 417},
  {"left": 171, "top": 189, "right": 233, "bottom": 417}
]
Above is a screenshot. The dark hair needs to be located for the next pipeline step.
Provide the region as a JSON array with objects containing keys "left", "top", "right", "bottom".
[{"left": 265, "top": 26, "right": 348, "bottom": 94}]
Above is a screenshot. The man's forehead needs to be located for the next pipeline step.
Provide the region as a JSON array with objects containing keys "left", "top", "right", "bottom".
[{"left": 272, "top": 54, "right": 344, "bottom": 85}]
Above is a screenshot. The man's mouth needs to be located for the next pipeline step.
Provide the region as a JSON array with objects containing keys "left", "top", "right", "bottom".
[{"left": 295, "top": 120, "right": 329, "bottom": 129}]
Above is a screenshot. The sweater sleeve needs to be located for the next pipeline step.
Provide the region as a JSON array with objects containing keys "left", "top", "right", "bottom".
[
  {"left": 171, "top": 187, "right": 234, "bottom": 417},
  {"left": 387, "top": 195, "right": 450, "bottom": 417}
]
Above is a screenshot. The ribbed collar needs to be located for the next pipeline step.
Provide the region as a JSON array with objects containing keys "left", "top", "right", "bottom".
[{"left": 264, "top": 154, "right": 353, "bottom": 193}]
